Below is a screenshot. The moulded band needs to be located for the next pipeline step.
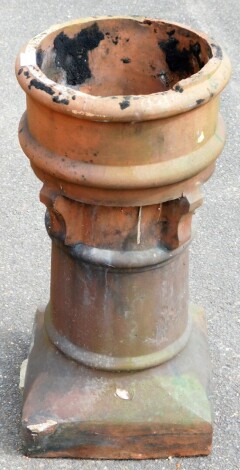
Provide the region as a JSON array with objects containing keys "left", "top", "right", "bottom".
[
  {"left": 50, "top": 232, "right": 191, "bottom": 270},
  {"left": 19, "top": 113, "right": 225, "bottom": 190},
  {"left": 44, "top": 303, "right": 192, "bottom": 371}
]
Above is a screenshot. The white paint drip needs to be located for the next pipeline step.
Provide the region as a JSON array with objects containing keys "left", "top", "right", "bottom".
[
  {"left": 19, "top": 359, "right": 28, "bottom": 393},
  {"left": 27, "top": 420, "right": 57, "bottom": 433},
  {"left": 197, "top": 130, "right": 205, "bottom": 144},
  {"left": 115, "top": 388, "right": 132, "bottom": 400},
  {"left": 137, "top": 206, "right": 142, "bottom": 245}
]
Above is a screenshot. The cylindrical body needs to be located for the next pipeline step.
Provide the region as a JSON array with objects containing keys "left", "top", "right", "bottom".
[
  {"left": 16, "top": 16, "right": 231, "bottom": 371},
  {"left": 47, "top": 238, "right": 190, "bottom": 370}
]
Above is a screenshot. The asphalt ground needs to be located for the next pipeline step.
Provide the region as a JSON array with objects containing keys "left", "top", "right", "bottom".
[{"left": 0, "top": 0, "right": 239, "bottom": 469}]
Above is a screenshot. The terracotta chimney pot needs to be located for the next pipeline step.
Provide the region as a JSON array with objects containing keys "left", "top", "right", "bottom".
[{"left": 16, "top": 16, "right": 231, "bottom": 458}]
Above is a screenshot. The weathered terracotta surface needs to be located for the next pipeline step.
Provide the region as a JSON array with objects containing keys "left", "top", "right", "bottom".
[
  {"left": 16, "top": 16, "right": 231, "bottom": 458},
  {"left": 22, "top": 306, "right": 212, "bottom": 458}
]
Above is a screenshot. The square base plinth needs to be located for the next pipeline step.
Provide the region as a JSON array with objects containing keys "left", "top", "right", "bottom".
[{"left": 21, "top": 305, "right": 212, "bottom": 459}]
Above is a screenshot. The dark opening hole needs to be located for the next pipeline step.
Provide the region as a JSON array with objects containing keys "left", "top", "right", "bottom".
[{"left": 38, "top": 18, "right": 212, "bottom": 97}]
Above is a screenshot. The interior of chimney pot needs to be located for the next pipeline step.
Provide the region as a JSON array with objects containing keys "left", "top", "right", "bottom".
[{"left": 38, "top": 18, "right": 212, "bottom": 97}]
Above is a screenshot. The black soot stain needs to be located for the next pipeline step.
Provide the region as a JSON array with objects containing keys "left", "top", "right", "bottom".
[
  {"left": 53, "top": 23, "right": 104, "bottom": 86},
  {"left": 159, "top": 33, "right": 204, "bottom": 75},
  {"left": 119, "top": 96, "right": 131, "bottom": 110},
  {"left": 121, "top": 57, "right": 131, "bottom": 64},
  {"left": 174, "top": 85, "right": 184, "bottom": 93},
  {"left": 112, "top": 36, "right": 119, "bottom": 45},
  {"left": 143, "top": 20, "right": 152, "bottom": 26},
  {"left": 196, "top": 98, "right": 205, "bottom": 105},
  {"left": 191, "top": 42, "right": 204, "bottom": 68},
  {"left": 211, "top": 43, "right": 223, "bottom": 59},
  {"left": 36, "top": 49, "right": 44, "bottom": 68},
  {"left": 167, "top": 29, "right": 176, "bottom": 37},
  {"left": 52, "top": 96, "right": 69, "bottom": 105},
  {"left": 28, "top": 79, "right": 54, "bottom": 95}
]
